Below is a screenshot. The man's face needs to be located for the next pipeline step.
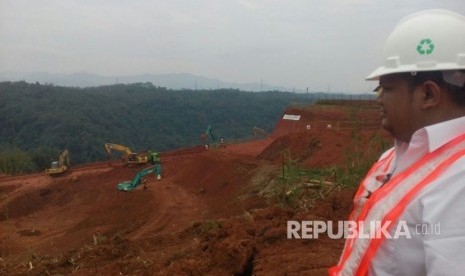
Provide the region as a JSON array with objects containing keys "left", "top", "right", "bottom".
[{"left": 377, "top": 74, "right": 422, "bottom": 142}]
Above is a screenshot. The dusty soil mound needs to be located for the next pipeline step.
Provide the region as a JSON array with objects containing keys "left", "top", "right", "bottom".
[{"left": 0, "top": 102, "right": 390, "bottom": 275}]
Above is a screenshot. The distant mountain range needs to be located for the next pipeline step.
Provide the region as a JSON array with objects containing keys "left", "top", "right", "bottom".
[{"left": 0, "top": 71, "right": 294, "bottom": 92}]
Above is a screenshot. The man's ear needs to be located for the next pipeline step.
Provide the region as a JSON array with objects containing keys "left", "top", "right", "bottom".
[{"left": 420, "top": 81, "right": 442, "bottom": 109}]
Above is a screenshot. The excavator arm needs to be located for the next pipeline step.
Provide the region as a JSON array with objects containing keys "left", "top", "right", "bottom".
[
  {"left": 105, "top": 142, "right": 150, "bottom": 165},
  {"left": 105, "top": 143, "right": 133, "bottom": 160},
  {"left": 59, "top": 149, "right": 70, "bottom": 168},
  {"left": 253, "top": 126, "right": 269, "bottom": 138},
  {"left": 206, "top": 125, "right": 216, "bottom": 142}
]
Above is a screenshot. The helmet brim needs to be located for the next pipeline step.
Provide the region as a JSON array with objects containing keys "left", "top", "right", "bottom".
[{"left": 366, "top": 63, "right": 465, "bottom": 81}]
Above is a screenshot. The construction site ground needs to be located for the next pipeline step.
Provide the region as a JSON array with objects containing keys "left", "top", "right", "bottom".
[{"left": 0, "top": 103, "right": 390, "bottom": 275}]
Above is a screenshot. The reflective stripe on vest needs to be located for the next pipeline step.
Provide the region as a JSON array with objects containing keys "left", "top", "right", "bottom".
[
  {"left": 332, "top": 148, "right": 396, "bottom": 274},
  {"left": 329, "top": 133, "right": 465, "bottom": 276}
]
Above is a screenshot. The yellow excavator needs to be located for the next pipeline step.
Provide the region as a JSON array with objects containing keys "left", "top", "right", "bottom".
[
  {"left": 253, "top": 126, "right": 269, "bottom": 138},
  {"left": 45, "top": 149, "right": 71, "bottom": 176},
  {"left": 104, "top": 142, "right": 149, "bottom": 165}
]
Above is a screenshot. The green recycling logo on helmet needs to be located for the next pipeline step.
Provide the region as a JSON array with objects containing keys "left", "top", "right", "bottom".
[{"left": 416, "top": 38, "right": 435, "bottom": 55}]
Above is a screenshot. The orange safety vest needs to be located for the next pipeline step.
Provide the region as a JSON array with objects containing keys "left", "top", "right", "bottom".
[{"left": 329, "top": 133, "right": 465, "bottom": 276}]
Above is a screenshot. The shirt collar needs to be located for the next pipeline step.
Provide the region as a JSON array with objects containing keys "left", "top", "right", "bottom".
[
  {"left": 423, "top": 116, "right": 465, "bottom": 152},
  {"left": 391, "top": 116, "right": 465, "bottom": 174}
]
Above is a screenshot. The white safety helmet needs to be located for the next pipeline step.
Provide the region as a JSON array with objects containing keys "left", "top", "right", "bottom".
[{"left": 366, "top": 9, "right": 465, "bottom": 81}]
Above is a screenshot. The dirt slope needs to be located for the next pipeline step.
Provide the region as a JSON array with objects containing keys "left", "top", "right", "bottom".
[{"left": 0, "top": 102, "right": 389, "bottom": 275}]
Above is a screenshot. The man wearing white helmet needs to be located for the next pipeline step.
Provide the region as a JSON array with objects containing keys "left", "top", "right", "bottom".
[{"left": 330, "top": 9, "right": 465, "bottom": 275}]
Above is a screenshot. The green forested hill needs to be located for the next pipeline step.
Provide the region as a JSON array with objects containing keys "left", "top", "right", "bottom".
[{"left": 0, "top": 81, "right": 313, "bottom": 173}]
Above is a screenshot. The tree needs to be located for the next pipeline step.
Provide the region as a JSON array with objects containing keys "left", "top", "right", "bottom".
[{"left": 0, "top": 147, "right": 33, "bottom": 175}]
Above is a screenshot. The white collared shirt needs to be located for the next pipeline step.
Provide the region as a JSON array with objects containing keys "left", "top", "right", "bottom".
[{"left": 370, "top": 116, "right": 465, "bottom": 275}]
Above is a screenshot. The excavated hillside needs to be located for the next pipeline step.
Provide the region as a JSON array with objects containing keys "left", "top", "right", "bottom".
[{"left": 0, "top": 102, "right": 390, "bottom": 275}]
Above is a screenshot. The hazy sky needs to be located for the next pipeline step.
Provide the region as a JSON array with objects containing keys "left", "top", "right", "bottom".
[{"left": 1, "top": 0, "right": 464, "bottom": 93}]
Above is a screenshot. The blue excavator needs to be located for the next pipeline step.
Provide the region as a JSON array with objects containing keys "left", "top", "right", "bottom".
[
  {"left": 117, "top": 165, "right": 158, "bottom": 191},
  {"left": 200, "top": 124, "right": 216, "bottom": 148}
]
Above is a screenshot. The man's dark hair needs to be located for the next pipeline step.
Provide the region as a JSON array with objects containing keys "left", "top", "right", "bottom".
[{"left": 406, "top": 71, "right": 465, "bottom": 106}]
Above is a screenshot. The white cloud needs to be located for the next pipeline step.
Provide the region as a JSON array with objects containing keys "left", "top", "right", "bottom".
[{"left": 1, "top": 0, "right": 464, "bottom": 92}]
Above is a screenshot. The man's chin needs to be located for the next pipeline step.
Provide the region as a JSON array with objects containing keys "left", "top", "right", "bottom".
[{"left": 381, "top": 120, "right": 392, "bottom": 133}]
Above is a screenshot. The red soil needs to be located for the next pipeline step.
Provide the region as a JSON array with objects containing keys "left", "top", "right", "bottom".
[{"left": 0, "top": 102, "right": 390, "bottom": 275}]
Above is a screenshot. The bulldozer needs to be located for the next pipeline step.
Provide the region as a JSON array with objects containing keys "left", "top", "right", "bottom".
[
  {"left": 45, "top": 149, "right": 71, "bottom": 176},
  {"left": 104, "top": 142, "right": 149, "bottom": 165}
]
